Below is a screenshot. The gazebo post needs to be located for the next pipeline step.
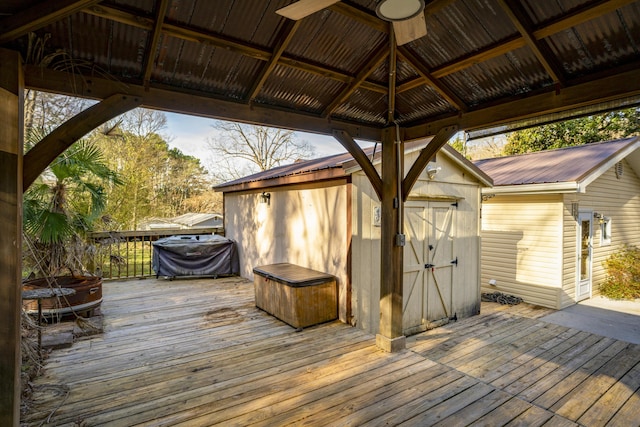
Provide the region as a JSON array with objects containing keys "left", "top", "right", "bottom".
[
  {"left": 0, "top": 48, "right": 24, "bottom": 427},
  {"left": 377, "top": 126, "right": 406, "bottom": 352}
]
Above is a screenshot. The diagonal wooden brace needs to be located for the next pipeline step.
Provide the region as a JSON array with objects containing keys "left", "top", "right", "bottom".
[
  {"left": 23, "top": 93, "right": 141, "bottom": 191},
  {"left": 402, "top": 125, "right": 458, "bottom": 201}
]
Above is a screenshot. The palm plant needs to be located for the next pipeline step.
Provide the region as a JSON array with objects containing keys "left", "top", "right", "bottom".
[{"left": 23, "top": 130, "right": 121, "bottom": 277}]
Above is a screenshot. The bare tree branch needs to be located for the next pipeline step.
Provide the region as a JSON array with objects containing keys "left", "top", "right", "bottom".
[{"left": 206, "top": 122, "right": 315, "bottom": 182}]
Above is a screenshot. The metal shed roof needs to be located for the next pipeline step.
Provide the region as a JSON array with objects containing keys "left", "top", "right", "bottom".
[
  {"left": 216, "top": 139, "right": 492, "bottom": 192},
  {"left": 474, "top": 136, "right": 640, "bottom": 191}
]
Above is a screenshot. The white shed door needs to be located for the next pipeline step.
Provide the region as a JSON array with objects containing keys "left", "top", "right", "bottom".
[{"left": 403, "top": 201, "right": 456, "bottom": 334}]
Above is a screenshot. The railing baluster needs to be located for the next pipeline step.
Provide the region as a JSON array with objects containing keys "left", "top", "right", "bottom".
[{"left": 87, "top": 227, "right": 221, "bottom": 280}]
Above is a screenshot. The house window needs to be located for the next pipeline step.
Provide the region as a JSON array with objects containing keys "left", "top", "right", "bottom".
[{"left": 600, "top": 217, "right": 612, "bottom": 246}]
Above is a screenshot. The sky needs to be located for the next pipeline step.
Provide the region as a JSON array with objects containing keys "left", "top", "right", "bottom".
[{"left": 164, "top": 112, "right": 364, "bottom": 167}]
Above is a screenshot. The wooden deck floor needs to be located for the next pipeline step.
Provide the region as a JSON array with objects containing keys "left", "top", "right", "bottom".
[{"left": 23, "top": 277, "right": 640, "bottom": 426}]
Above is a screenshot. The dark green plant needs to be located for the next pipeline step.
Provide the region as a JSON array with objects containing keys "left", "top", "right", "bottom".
[
  {"left": 601, "top": 246, "right": 640, "bottom": 300},
  {"left": 23, "top": 131, "right": 121, "bottom": 277}
]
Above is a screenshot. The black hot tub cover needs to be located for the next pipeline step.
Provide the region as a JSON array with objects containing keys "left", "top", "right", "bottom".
[{"left": 152, "top": 234, "right": 239, "bottom": 277}]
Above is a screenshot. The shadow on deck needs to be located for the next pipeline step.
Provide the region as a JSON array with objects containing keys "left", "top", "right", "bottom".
[{"left": 23, "top": 277, "right": 640, "bottom": 426}]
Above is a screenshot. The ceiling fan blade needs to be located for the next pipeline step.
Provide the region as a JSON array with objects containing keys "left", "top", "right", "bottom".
[
  {"left": 393, "top": 13, "right": 427, "bottom": 45},
  {"left": 276, "top": 0, "right": 341, "bottom": 20}
]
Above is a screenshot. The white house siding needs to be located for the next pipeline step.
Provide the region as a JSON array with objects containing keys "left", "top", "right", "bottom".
[
  {"left": 223, "top": 180, "right": 350, "bottom": 321},
  {"left": 561, "top": 160, "right": 640, "bottom": 307},
  {"left": 351, "top": 152, "right": 483, "bottom": 335},
  {"left": 481, "top": 194, "right": 564, "bottom": 308}
]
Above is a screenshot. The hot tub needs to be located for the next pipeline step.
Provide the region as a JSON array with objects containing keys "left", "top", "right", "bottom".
[
  {"left": 152, "top": 234, "right": 239, "bottom": 278},
  {"left": 253, "top": 263, "right": 337, "bottom": 329}
]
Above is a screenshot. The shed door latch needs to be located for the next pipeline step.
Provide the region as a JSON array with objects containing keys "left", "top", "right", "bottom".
[{"left": 424, "top": 263, "right": 435, "bottom": 269}]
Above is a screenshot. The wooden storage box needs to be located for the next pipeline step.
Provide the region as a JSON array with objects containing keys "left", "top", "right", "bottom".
[{"left": 253, "top": 263, "right": 337, "bottom": 329}]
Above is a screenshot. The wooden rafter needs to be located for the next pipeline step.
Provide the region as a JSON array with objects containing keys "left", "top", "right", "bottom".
[
  {"left": 496, "top": 0, "right": 565, "bottom": 85},
  {"left": 323, "top": 47, "right": 388, "bottom": 118},
  {"left": 387, "top": 29, "right": 397, "bottom": 123},
  {"left": 248, "top": 20, "right": 301, "bottom": 103},
  {"left": 398, "top": 48, "right": 467, "bottom": 112},
  {"left": 0, "top": 0, "right": 101, "bottom": 43},
  {"left": 534, "top": 0, "right": 637, "bottom": 39},
  {"left": 23, "top": 94, "right": 142, "bottom": 191},
  {"left": 329, "top": 2, "right": 388, "bottom": 33},
  {"left": 80, "top": 0, "right": 632, "bottom": 105},
  {"left": 82, "top": 5, "right": 388, "bottom": 95},
  {"left": 141, "top": 0, "right": 170, "bottom": 90},
  {"left": 398, "top": 0, "right": 635, "bottom": 93}
]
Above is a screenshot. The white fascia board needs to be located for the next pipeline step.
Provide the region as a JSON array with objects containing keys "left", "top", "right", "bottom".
[{"left": 481, "top": 181, "right": 581, "bottom": 195}]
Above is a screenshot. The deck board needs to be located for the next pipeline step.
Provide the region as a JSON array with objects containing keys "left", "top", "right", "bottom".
[{"left": 23, "top": 277, "right": 640, "bottom": 426}]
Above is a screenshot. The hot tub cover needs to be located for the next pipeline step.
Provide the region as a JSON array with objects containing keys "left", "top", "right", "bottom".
[{"left": 152, "top": 234, "right": 239, "bottom": 277}]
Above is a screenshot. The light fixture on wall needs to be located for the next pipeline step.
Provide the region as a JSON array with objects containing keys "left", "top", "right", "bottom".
[
  {"left": 259, "top": 192, "right": 271, "bottom": 204},
  {"left": 426, "top": 165, "right": 441, "bottom": 180},
  {"left": 593, "top": 212, "right": 605, "bottom": 224}
]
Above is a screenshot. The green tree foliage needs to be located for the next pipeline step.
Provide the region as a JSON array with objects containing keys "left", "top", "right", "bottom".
[
  {"left": 448, "top": 137, "right": 469, "bottom": 159},
  {"left": 94, "top": 109, "right": 214, "bottom": 229},
  {"left": 502, "top": 108, "right": 640, "bottom": 155}
]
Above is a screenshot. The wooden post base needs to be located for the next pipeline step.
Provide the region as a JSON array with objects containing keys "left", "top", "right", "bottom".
[{"left": 376, "top": 334, "right": 406, "bottom": 353}]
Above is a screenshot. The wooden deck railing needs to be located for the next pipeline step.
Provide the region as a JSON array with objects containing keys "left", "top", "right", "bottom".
[{"left": 86, "top": 228, "right": 223, "bottom": 279}]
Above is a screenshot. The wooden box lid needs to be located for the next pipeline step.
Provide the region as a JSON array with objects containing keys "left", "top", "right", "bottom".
[{"left": 253, "top": 263, "right": 335, "bottom": 287}]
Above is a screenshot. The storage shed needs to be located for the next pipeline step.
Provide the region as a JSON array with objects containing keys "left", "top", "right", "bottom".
[
  {"left": 475, "top": 137, "right": 640, "bottom": 309},
  {"left": 216, "top": 141, "right": 492, "bottom": 335}
]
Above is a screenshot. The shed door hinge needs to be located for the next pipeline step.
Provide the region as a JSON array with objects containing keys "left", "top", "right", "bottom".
[{"left": 451, "top": 257, "right": 458, "bottom": 266}]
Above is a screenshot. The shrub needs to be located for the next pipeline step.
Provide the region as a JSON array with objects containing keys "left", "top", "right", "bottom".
[{"left": 601, "top": 246, "right": 640, "bottom": 299}]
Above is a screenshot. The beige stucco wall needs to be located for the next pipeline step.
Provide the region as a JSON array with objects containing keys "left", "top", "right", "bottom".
[{"left": 223, "top": 180, "right": 350, "bottom": 321}]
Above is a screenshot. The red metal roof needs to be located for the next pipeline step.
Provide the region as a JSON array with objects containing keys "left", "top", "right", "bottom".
[
  {"left": 216, "top": 139, "right": 492, "bottom": 192},
  {"left": 474, "top": 137, "right": 640, "bottom": 186}
]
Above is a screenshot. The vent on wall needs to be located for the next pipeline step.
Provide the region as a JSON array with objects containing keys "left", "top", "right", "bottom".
[{"left": 615, "top": 161, "right": 624, "bottom": 179}]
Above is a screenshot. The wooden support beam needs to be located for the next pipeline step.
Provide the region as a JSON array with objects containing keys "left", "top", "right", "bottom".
[
  {"left": 402, "top": 125, "right": 458, "bottom": 200},
  {"left": 248, "top": 20, "right": 301, "bottom": 103},
  {"left": 23, "top": 66, "right": 383, "bottom": 142},
  {"left": 387, "top": 30, "right": 397, "bottom": 123},
  {"left": 82, "top": 5, "right": 388, "bottom": 95},
  {"left": 323, "top": 47, "right": 388, "bottom": 118},
  {"left": 23, "top": 94, "right": 141, "bottom": 191},
  {"left": 404, "top": 65, "right": 640, "bottom": 140},
  {"left": 0, "top": 48, "right": 23, "bottom": 427},
  {"left": 377, "top": 126, "right": 405, "bottom": 352},
  {"left": 496, "top": 0, "right": 564, "bottom": 85},
  {"left": 0, "top": 0, "right": 100, "bottom": 43},
  {"left": 332, "top": 130, "right": 383, "bottom": 200},
  {"left": 398, "top": 48, "right": 468, "bottom": 112},
  {"left": 141, "top": 0, "right": 170, "bottom": 89}
]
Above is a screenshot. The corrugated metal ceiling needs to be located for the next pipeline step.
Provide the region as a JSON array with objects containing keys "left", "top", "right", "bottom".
[{"left": 3, "top": 0, "right": 639, "bottom": 138}]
